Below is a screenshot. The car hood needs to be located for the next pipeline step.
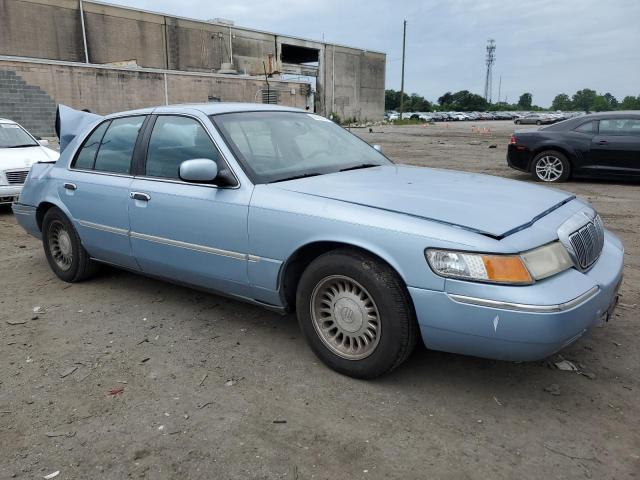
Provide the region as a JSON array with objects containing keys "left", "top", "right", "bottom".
[
  {"left": 0, "top": 146, "right": 59, "bottom": 169},
  {"left": 271, "top": 165, "right": 574, "bottom": 238}
]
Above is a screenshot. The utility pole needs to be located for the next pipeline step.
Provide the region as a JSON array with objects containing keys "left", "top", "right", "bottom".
[
  {"left": 484, "top": 39, "right": 496, "bottom": 103},
  {"left": 399, "top": 20, "right": 407, "bottom": 118},
  {"left": 497, "top": 75, "right": 502, "bottom": 104},
  {"left": 79, "top": 0, "right": 89, "bottom": 63}
]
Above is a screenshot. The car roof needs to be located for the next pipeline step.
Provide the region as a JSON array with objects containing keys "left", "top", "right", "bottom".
[
  {"left": 581, "top": 110, "right": 640, "bottom": 119},
  {"left": 103, "top": 102, "right": 305, "bottom": 120},
  {"left": 0, "top": 118, "right": 17, "bottom": 124}
]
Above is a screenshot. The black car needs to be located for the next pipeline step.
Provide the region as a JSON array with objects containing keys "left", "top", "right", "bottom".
[{"left": 507, "top": 111, "right": 640, "bottom": 182}]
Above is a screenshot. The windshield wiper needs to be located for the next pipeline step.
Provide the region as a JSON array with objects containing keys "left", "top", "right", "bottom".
[
  {"left": 270, "top": 172, "right": 324, "bottom": 183},
  {"left": 339, "top": 163, "right": 380, "bottom": 172},
  {"left": 7, "top": 144, "right": 37, "bottom": 148}
]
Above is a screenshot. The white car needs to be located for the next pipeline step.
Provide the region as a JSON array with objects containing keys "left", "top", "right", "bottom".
[{"left": 0, "top": 119, "right": 59, "bottom": 205}]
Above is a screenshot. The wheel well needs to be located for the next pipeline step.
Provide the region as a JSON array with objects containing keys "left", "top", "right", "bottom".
[
  {"left": 35, "top": 202, "right": 56, "bottom": 231},
  {"left": 280, "top": 241, "right": 407, "bottom": 310},
  {"left": 529, "top": 146, "right": 574, "bottom": 172}
]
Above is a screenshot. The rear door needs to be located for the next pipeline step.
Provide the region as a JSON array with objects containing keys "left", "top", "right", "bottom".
[
  {"left": 59, "top": 115, "right": 146, "bottom": 269},
  {"left": 127, "top": 114, "right": 252, "bottom": 297},
  {"left": 590, "top": 118, "right": 640, "bottom": 175}
]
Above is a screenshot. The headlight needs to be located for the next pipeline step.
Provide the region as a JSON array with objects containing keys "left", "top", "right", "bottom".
[
  {"left": 0, "top": 172, "right": 7, "bottom": 186},
  {"left": 520, "top": 242, "right": 573, "bottom": 280},
  {"left": 426, "top": 242, "right": 573, "bottom": 285}
]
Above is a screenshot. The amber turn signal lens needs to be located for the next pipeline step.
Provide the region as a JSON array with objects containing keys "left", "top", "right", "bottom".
[{"left": 481, "top": 255, "right": 532, "bottom": 284}]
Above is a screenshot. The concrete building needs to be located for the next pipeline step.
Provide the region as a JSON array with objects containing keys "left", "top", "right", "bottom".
[{"left": 0, "top": 0, "right": 386, "bottom": 136}]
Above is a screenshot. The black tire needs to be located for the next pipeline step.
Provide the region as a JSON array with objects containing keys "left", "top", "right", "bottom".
[
  {"left": 515, "top": 120, "right": 521, "bottom": 125},
  {"left": 536, "top": 120, "right": 542, "bottom": 125},
  {"left": 296, "top": 249, "right": 418, "bottom": 379},
  {"left": 531, "top": 150, "right": 571, "bottom": 183},
  {"left": 42, "top": 207, "right": 100, "bottom": 282}
]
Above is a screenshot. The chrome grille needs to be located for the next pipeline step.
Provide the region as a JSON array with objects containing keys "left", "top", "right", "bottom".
[
  {"left": 568, "top": 215, "right": 604, "bottom": 269},
  {"left": 5, "top": 170, "right": 29, "bottom": 185}
]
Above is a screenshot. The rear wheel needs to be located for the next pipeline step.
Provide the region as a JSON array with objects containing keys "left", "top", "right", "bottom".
[
  {"left": 536, "top": 120, "right": 542, "bottom": 125},
  {"left": 296, "top": 249, "right": 417, "bottom": 379},
  {"left": 42, "top": 207, "right": 100, "bottom": 282},
  {"left": 531, "top": 150, "right": 570, "bottom": 183},
  {"left": 515, "top": 120, "right": 521, "bottom": 125}
]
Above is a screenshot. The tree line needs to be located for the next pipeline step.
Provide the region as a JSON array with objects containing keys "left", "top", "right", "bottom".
[{"left": 386, "top": 88, "right": 640, "bottom": 112}]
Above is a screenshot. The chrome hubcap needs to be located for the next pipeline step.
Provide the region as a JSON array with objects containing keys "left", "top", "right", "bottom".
[
  {"left": 48, "top": 221, "right": 73, "bottom": 270},
  {"left": 310, "top": 275, "right": 380, "bottom": 360},
  {"left": 536, "top": 156, "right": 563, "bottom": 182}
]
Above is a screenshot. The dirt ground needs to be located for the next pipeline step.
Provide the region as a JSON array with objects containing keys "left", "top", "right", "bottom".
[{"left": 1, "top": 120, "right": 638, "bottom": 479}]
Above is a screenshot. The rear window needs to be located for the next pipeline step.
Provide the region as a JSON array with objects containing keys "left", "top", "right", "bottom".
[
  {"left": 72, "top": 116, "right": 145, "bottom": 174},
  {"left": 574, "top": 121, "right": 595, "bottom": 134}
]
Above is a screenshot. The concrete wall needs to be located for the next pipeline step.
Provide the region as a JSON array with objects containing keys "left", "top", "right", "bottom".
[
  {"left": 0, "top": 0, "right": 385, "bottom": 121},
  {"left": 0, "top": 58, "right": 307, "bottom": 136},
  {"left": 324, "top": 46, "right": 386, "bottom": 122}
]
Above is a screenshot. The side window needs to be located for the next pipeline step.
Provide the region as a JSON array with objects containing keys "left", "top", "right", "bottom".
[
  {"left": 145, "top": 116, "right": 219, "bottom": 180},
  {"left": 73, "top": 121, "right": 110, "bottom": 169},
  {"left": 599, "top": 118, "right": 640, "bottom": 136},
  {"left": 574, "top": 121, "right": 595, "bottom": 134},
  {"left": 93, "top": 116, "right": 145, "bottom": 174}
]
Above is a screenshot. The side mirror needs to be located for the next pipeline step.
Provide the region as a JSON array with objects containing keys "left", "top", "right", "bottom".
[
  {"left": 372, "top": 144, "right": 383, "bottom": 152},
  {"left": 38, "top": 139, "right": 50, "bottom": 147},
  {"left": 179, "top": 159, "right": 218, "bottom": 183}
]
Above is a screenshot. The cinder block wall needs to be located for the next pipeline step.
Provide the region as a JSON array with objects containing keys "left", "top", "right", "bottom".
[{"left": 0, "top": 59, "right": 307, "bottom": 137}]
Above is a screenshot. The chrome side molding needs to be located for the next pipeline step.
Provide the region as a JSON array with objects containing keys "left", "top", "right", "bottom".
[{"left": 448, "top": 286, "right": 599, "bottom": 313}]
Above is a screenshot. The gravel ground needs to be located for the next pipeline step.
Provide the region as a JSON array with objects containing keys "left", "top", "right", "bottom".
[{"left": 1, "top": 120, "right": 638, "bottom": 479}]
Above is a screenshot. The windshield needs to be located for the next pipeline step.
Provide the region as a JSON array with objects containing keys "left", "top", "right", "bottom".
[
  {"left": 0, "top": 123, "right": 38, "bottom": 148},
  {"left": 211, "top": 111, "right": 391, "bottom": 183}
]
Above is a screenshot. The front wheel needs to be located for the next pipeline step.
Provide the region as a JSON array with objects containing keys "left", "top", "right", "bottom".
[
  {"left": 296, "top": 249, "right": 418, "bottom": 379},
  {"left": 42, "top": 207, "right": 100, "bottom": 282},
  {"left": 531, "top": 150, "right": 571, "bottom": 183},
  {"left": 515, "top": 120, "right": 521, "bottom": 125}
]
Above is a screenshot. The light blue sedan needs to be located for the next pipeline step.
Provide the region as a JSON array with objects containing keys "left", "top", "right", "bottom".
[{"left": 13, "top": 103, "right": 624, "bottom": 378}]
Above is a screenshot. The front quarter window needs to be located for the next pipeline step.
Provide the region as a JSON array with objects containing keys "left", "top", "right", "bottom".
[{"left": 212, "top": 111, "right": 390, "bottom": 183}]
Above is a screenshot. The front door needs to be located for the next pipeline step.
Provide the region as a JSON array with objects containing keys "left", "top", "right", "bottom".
[
  {"left": 128, "top": 114, "right": 251, "bottom": 297},
  {"left": 60, "top": 115, "right": 146, "bottom": 269},
  {"left": 590, "top": 118, "right": 640, "bottom": 175}
]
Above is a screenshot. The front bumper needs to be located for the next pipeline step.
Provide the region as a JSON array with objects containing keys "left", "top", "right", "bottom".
[
  {"left": 11, "top": 202, "right": 41, "bottom": 239},
  {"left": 0, "top": 185, "right": 22, "bottom": 204},
  {"left": 409, "top": 231, "right": 624, "bottom": 361}
]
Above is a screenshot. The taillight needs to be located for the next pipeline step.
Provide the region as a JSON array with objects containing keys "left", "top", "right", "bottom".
[{"left": 509, "top": 134, "right": 517, "bottom": 145}]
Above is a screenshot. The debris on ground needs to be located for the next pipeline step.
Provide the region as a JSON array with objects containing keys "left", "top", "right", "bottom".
[
  {"left": 6, "top": 320, "right": 27, "bottom": 325},
  {"left": 46, "top": 431, "right": 76, "bottom": 438},
  {"left": 108, "top": 386, "right": 125, "bottom": 396},
  {"left": 273, "top": 419, "right": 287, "bottom": 424},
  {"left": 581, "top": 372, "right": 597, "bottom": 380},
  {"left": 199, "top": 373, "right": 208, "bottom": 386},
  {"left": 59, "top": 366, "right": 78, "bottom": 378},
  {"left": 544, "top": 384, "right": 562, "bottom": 396},
  {"left": 488, "top": 144, "right": 497, "bottom": 148},
  {"left": 43, "top": 471, "right": 60, "bottom": 479},
  {"left": 555, "top": 360, "right": 578, "bottom": 371},
  {"left": 32, "top": 306, "right": 46, "bottom": 314}
]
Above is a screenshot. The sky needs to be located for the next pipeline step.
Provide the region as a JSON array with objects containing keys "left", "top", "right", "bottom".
[{"left": 107, "top": 0, "right": 640, "bottom": 107}]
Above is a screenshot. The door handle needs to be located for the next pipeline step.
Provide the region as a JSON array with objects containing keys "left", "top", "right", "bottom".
[
  {"left": 596, "top": 140, "right": 608, "bottom": 145},
  {"left": 130, "top": 192, "right": 151, "bottom": 201},
  {"left": 63, "top": 182, "right": 77, "bottom": 191}
]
